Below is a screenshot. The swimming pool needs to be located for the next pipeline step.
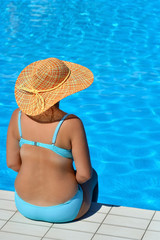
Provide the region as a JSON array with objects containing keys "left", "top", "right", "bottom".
[{"left": 1, "top": 0, "right": 160, "bottom": 211}]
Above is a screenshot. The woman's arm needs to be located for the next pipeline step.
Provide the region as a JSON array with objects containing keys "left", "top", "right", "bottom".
[
  {"left": 70, "top": 117, "right": 92, "bottom": 184},
  {"left": 6, "top": 109, "right": 21, "bottom": 172}
]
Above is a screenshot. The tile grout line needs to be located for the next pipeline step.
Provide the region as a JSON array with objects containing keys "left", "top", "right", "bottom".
[
  {"left": 1, "top": 213, "right": 106, "bottom": 235},
  {"left": 90, "top": 205, "right": 113, "bottom": 240},
  {"left": 0, "top": 213, "right": 51, "bottom": 238},
  {"left": 99, "top": 222, "right": 152, "bottom": 231},
  {"left": 0, "top": 199, "right": 15, "bottom": 202},
  {"left": 0, "top": 195, "right": 15, "bottom": 201},
  {"left": 0, "top": 208, "right": 17, "bottom": 213},
  {"left": 40, "top": 237, "right": 57, "bottom": 240},
  {"left": 0, "top": 210, "right": 18, "bottom": 231},
  {"left": 141, "top": 211, "right": 156, "bottom": 240},
  {"left": 40, "top": 223, "right": 54, "bottom": 240},
  {"left": 2, "top": 212, "right": 157, "bottom": 239},
  {"left": 109, "top": 212, "right": 156, "bottom": 220},
  {"left": 8, "top": 219, "right": 53, "bottom": 228},
  {"left": 0, "top": 208, "right": 16, "bottom": 212},
  {"left": 91, "top": 232, "right": 140, "bottom": 240},
  {"left": 1, "top": 229, "right": 48, "bottom": 238},
  {"left": 148, "top": 218, "right": 160, "bottom": 223},
  {"left": 0, "top": 230, "right": 43, "bottom": 239},
  {"left": 48, "top": 225, "right": 98, "bottom": 234},
  {"left": 82, "top": 212, "right": 108, "bottom": 223},
  {"left": 146, "top": 229, "right": 160, "bottom": 233},
  {"left": 2, "top": 219, "right": 52, "bottom": 229}
]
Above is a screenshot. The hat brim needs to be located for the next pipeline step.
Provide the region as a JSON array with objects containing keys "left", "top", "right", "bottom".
[{"left": 15, "top": 61, "right": 94, "bottom": 116}]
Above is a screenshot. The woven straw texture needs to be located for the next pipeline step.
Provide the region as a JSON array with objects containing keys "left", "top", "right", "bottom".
[{"left": 15, "top": 58, "right": 94, "bottom": 116}]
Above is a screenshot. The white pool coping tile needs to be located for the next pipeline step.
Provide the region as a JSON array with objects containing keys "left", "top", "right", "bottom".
[
  {"left": 89, "top": 202, "right": 112, "bottom": 214},
  {"left": 0, "top": 199, "right": 17, "bottom": 211},
  {"left": 92, "top": 234, "right": 134, "bottom": 240},
  {"left": 0, "top": 190, "right": 160, "bottom": 240},
  {"left": 142, "top": 231, "right": 160, "bottom": 240},
  {"left": 0, "top": 209, "right": 15, "bottom": 221},
  {"left": 45, "top": 228, "right": 93, "bottom": 240},
  {"left": 110, "top": 206, "right": 155, "bottom": 219},
  {"left": 153, "top": 211, "right": 160, "bottom": 221},
  {"left": 10, "top": 212, "right": 52, "bottom": 227},
  {"left": 147, "top": 220, "right": 160, "bottom": 231},
  {"left": 104, "top": 214, "right": 150, "bottom": 229},
  {"left": 0, "top": 232, "right": 41, "bottom": 240},
  {"left": 0, "top": 220, "right": 7, "bottom": 229},
  {"left": 97, "top": 224, "right": 144, "bottom": 239},
  {"left": 53, "top": 220, "right": 100, "bottom": 233},
  {"left": 0, "top": 190, "right": 15, "bottom": 201},
  {"left": 82, "top": 211, "right": 106, "bottom": 223},
  {"left": 1, "top": 221, "right": 49, "bottom": 237}
]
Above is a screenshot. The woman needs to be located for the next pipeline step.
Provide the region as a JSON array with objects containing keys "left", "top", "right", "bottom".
[{"left": 7, "top": 57, "right": 98, "bottom": 223}]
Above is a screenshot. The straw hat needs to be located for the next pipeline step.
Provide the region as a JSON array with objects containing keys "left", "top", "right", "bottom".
[{"left": 15, "top": 58, "right": 94, "bottom": 116}]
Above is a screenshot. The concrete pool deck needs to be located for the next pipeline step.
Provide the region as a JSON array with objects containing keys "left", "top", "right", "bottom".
[{"left": 0, "top": 190, "right": 160, "bottom": 240}]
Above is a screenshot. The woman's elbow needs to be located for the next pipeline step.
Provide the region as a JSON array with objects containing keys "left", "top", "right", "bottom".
[
  {"left": 76, "top": 170, "right": 92, "bottom": 184},
  {"left": 7, "top": 162, "right": 21, "bottom": 172}
]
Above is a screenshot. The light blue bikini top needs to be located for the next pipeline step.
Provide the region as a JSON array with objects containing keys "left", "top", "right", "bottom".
[{"left": 18, "top": 111, "right": 73, "bottom": 159}]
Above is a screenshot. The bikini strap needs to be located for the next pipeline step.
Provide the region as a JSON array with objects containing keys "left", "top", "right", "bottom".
[
  {"left": 52, "top": 114, "right": 70, "bottom": 144},
  {"left": 18, "top": 110, "right": 22, "bottom": 138}
]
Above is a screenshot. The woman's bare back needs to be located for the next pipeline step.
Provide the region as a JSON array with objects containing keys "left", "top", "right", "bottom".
[
  {"left": 9, "top": 108, "right": 78, "bottom": 206},
  {"left": 7, "top": 106, "right": 96, "bottom": 220}
]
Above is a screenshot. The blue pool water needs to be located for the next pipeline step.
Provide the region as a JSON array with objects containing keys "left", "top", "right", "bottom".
[{"left": 1, "top": 0, "right": 160, "bottom": 210}]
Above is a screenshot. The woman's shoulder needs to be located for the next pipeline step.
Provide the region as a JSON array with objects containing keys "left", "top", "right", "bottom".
[
  {"left": 10, "top": 108, "right": 20, "bottom": 122},
  {"left": 8, "top": 108, "right": 21, "bottom": 130},
  {"left": 66, "top": 114, "right": 83, "bottom": 123},
  {"left": 65, "top": 114, "right": 85, "bottom": 131},
  {"left": 7, "top": 108, "right": 20, "bottom": 139}
]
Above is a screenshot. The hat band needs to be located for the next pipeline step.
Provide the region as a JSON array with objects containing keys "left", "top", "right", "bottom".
[{"left": 16, "top": 69, "right": 71, "bottom": 114}]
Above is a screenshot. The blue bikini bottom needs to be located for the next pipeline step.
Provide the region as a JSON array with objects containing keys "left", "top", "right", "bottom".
[{"left": 15, "top": 185, "right": 83, "bottom": 223}]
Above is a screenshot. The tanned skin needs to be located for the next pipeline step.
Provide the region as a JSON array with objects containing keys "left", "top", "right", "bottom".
[{"left": 7, "top": 103, "right": 97, "bottom": 220}]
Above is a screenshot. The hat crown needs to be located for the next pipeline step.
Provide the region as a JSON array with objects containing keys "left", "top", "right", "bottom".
[{"left": 29, "top": 58, "right": 69, "bottom": 90}]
